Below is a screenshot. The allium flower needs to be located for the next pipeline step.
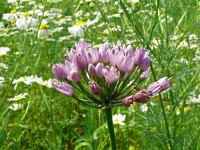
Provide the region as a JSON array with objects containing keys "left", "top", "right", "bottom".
[
  {"left": 51, "top": 40, "right": 170, "bottom": 108},
  {"left": 51, "top": 40, "right": 171, "bottom": 149},
  {"left": 112, "top": 114, "right": 126, "bottom": 126}
]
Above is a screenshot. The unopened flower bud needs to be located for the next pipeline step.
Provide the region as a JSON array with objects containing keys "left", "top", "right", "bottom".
[
  {"left": 52, "top": 80, "right": 73, "bottom": 96},
  {"left": 69, "top": 69, "right": 80, "bottom": 82},
  {"left": 88, "top": 63, "right": 96, "bottom": 76},
  {"left": 99, "top": 42, "right": 109, "bottom": 63},
  {"left": 89, "top": 80, "right": 101, "bottom": 95},
  {"left": 95, "top": 63, "right": 105, "bottom": 77},
  {"left": 104, "top": 66, "right": 120, "bottom": 84},
  {"left": 139, "top": 55, "right": 150, "bottom": 71},
  {"left": 158, "top": 77, "right": 170, "bottom": 92},
  {"left": 147, "top": 77, "right": 170, "bottom": 96},
  {"left": 122, "top": 96, "right": 134, "bottom": 106},
  {"left": 133, "top": 89, "right": 150, "bottom": 103},
  {"left": 76, "top": 54, "right": 87, "bottom": 70},
  {"left": 52, "top": 64, "right": 68, "bottom": 80},
  {"left": 134, "top": 48, "right": 146, "bottom": 65},
  {"left": 125, "top": 45, "right": 134, "bottom": 56},
  {"left": 140, "top": 68, "right": 150, "bottom": 80}
]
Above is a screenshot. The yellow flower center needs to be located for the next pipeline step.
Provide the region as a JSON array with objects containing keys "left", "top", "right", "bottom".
[
  {"left": 22, "top": 12, "right": 29, "bottom": 17},
  {"left": 75, "top": 21, "right": 87, "bottom": 26},
  {"left": 39, "top": 24, "right": 48, "bottom": 30},
  {"left": 15, "top": 95, "right": 21, "bottom": 101},
  {"left": 184, "top": 107, "right": 190, "bottom": 113},
  {"left": 10, "top": 9, "right": 17, "bottom": 14}
]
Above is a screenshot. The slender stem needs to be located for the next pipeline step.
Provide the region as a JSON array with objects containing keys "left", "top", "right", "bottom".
[
  {"left": 104, "top": 108, "right": 117, "bottom": 150},
  {"left": 151, "top": 63, "right": 173, "bottom": 149}
]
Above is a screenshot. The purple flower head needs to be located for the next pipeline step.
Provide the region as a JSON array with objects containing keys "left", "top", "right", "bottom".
[
  {"left": 89, "top": 80, "right": 102, "bottom": 95},
  {"left": 52, "top": 64, "right": 68, "bottom": 80},
  {"left": 140, "top": 68, "right": 150, "bottom": 80},
  {"left": 104, "top": 66, "right": 120, "bottom": 84},
  {"left": 99, "top": 42, "right": 109, "bottom": 63},
  {"left": 133, "top": 89, "right": 150, "bottom": 103},
  {"left": 122, "top": 96, "right": 134, "bottom": 107},
  {"left": 51, "top": 40, "right": 171, "bottom": 109},
  {"left": 134, "top": 48, "right": 146, "bottom": 65},
  {"left": 88, "top": 63, "right": 96, "bottom": 76},
  {"left": 95, "top": 63, "right": 105, "bottom": 77},
  {"left": 52, "top": 80, "right": 73, "bottom": 96}
]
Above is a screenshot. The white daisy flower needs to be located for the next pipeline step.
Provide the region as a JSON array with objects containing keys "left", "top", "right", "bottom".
[
  {"left": 0, "top": 47, "right": 10, "bottom": 57},
  {"left": 0, "top": 77, "right": 5, "bottom": 86},
  {"left": 0, "top": 63, "right": 8, "bottom": 70},
  {"left": 3, "top": 10, "right": 18, "bottom": 22},
  {"left": 9, "top": 103, "right": 23, "bottom": 111},
  {"left": 68, "top": 25, "right": 84, "bottom": 37},
  {"left": 16, "top": 12, "right": 38, "bottom": 30},
  {"left": 38, "top": 24, "right": 49, "bottom": 39},
  {"left": 13, "top": 76, "right": 36, "bottom": 85},
  {"left": 7, "top": 93, "right": 28, "bottom": 102},
  {"left": 112, "top": 114, "right": 126, "bottom": 126},
  {"left": 141, "top": 104, "right": 148, "bottom": 112}
]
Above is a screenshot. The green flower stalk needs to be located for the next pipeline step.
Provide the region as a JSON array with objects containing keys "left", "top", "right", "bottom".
[{"left": 51, "top": 40, "right": 170, "bottom": 149}]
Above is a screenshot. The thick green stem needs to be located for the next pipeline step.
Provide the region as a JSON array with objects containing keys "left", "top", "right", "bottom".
[{"left": 104, "top": 108, "right": 117, "bottom": 150}]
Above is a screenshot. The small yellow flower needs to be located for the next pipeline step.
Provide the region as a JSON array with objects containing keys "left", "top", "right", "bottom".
[
  {"left": 184, "top": 107, "right": 190, "bottom": 113},
  {"left": 151, "top": 126, "right": 157, "bottom": 133}
]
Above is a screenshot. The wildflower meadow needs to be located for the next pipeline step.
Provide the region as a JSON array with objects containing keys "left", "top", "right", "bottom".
[{"left": 0, "top": 0, "right": 200, "bottom": 149}]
